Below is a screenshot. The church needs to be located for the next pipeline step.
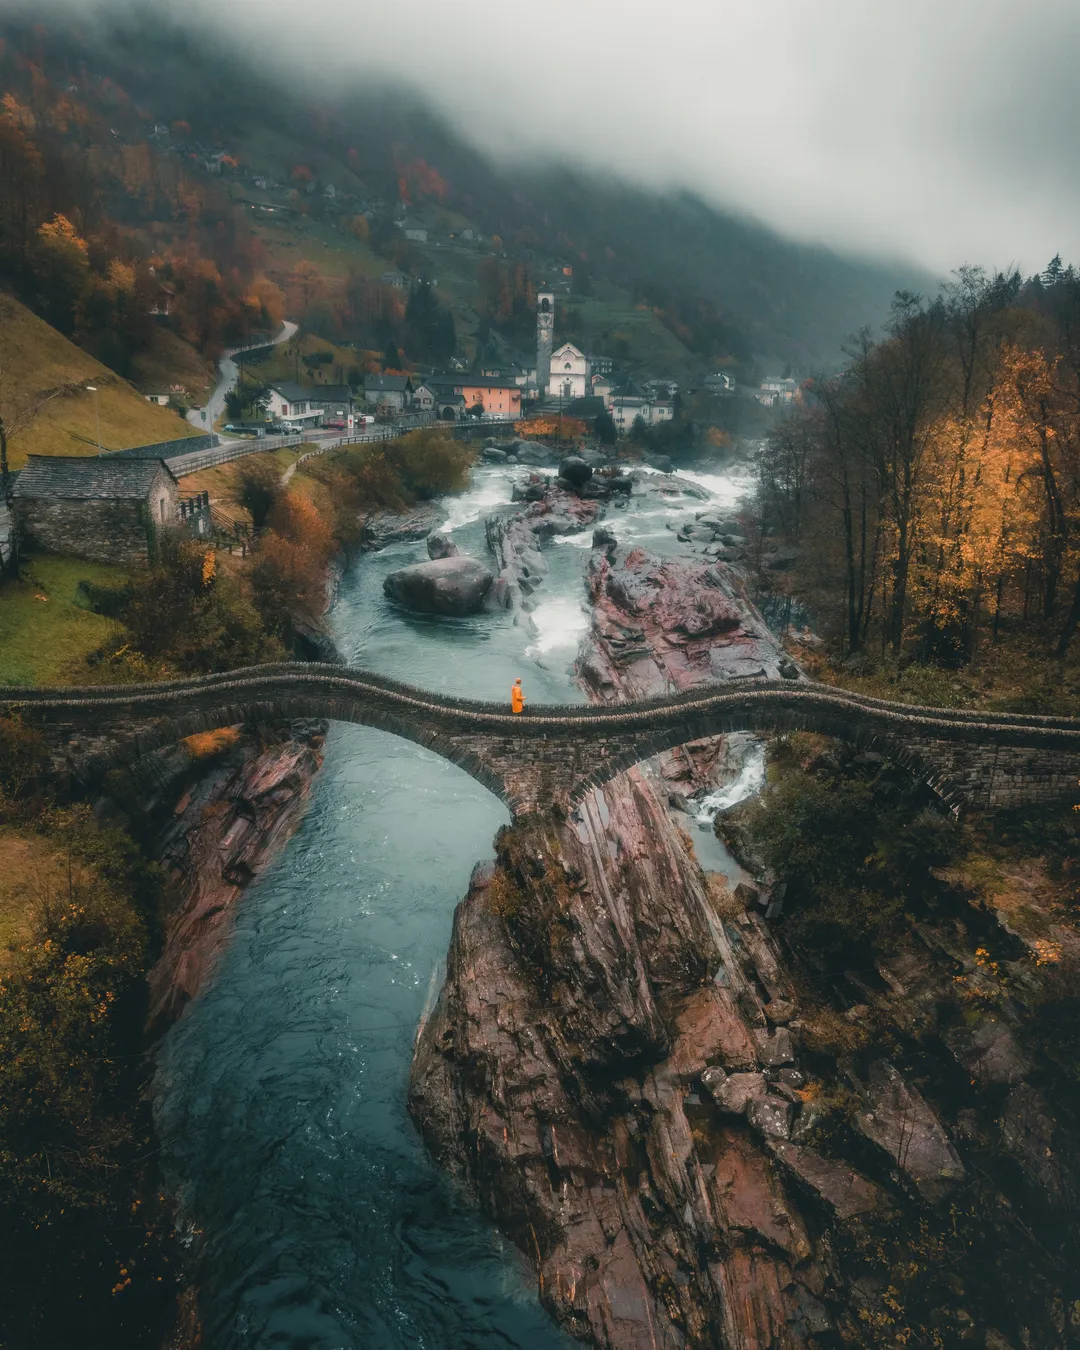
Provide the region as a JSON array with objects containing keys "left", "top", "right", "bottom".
[
  {"left": 535, "top": 289, "right": 590, "bottom": 399},
  {"left": 547, "top": 342, "right": 589, "bottom": 399}
]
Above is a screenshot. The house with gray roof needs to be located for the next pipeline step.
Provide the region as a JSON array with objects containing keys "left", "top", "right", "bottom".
[
  {"left": 364, "top": 374, "right": 415, "bottom": 411},
  {"left": 265, "top": 382, "right": 325, "bottom": 427},
  {"left": 13, "top": 455, "right": 179, "bottom": 567}
]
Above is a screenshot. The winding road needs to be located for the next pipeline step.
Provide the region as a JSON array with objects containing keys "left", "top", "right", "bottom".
[{"left": 187, "top": 319, "right": 299, "bottom": 432}]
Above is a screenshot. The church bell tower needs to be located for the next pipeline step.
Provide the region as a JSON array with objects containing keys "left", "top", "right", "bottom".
[{"left": 536, "top": 291, "right": 554, "bottom": 399}]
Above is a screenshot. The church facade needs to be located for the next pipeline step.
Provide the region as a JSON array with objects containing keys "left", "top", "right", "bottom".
[{"left": 547, "top": 341, "right": 589, "bottom": 399}]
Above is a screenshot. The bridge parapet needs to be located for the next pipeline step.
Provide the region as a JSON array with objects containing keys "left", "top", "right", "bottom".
[{"left": 2, "top": 666, "right": 1077, "bottom": 816}]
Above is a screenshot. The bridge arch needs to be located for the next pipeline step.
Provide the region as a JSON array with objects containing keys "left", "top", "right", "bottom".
[
  {"left": 75, "top": 694, "right": 516, "bottom": 810},
  {"left": 565, "top": 708, "right": 959, "bottom": 812}
]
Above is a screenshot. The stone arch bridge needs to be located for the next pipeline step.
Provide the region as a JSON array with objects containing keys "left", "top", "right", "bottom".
[{"left": 3, "top": 664, "right": 1077, "bottom": 817}]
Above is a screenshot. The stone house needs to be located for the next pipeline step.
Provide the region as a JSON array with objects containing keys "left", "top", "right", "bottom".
[
  {"left": 364, "top": 374, "right": 415, "bottom": 411},
  {"left": 311, "top": 384, "right": 357, "bottom": 426},
  {"left": 704, "top": 372, "right": 736, "bottom": 396},
  {"left": 13, "top": 456, "right": 179, "bottom": 567},
  {"left": 411, "top": 382, "right": 438, "bottom": 413}
]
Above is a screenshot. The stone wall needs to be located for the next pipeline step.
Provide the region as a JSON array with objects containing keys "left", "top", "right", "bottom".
[
  {"left": 17, "top": 497, "right": 155, "bottom": 568},
  {"left": 108, "top": 433, "right": 215, "bottom": 459}
]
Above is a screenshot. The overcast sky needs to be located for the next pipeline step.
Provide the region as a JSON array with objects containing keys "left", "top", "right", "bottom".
[{"left": 35, "top": 0, "right": 1080, "bottom": 274}]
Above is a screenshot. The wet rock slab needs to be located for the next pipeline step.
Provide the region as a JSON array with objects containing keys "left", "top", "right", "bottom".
[{"left": 854, "top": 1060, "right": 965, "bottom": 1202}]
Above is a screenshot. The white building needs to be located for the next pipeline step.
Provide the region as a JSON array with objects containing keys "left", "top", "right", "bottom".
[
  {"left": 610, "top": 395, "right": 674, "bottom": 433},
  {"left": 759, "top": 376, "right": 799, "bottom": 405},
  {"left": 266, "top": 382, "right": 324, "bottom": 427},
  {"left": 548, "top": 342, "right": 589, "bottom": 399}
]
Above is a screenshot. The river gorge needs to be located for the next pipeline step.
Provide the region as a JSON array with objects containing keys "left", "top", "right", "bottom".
[{"left": 152, "top": 457, "right": 763, "bottom": 1348}]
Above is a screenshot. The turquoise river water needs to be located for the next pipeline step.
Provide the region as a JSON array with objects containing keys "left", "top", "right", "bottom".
[{"left": 154, "top": 462, "right": 758, "bottom": 1349}]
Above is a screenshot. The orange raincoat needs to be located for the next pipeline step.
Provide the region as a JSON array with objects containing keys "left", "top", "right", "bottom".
[{"left": 511, "top": 680, "right": 525, "bottom": 714}]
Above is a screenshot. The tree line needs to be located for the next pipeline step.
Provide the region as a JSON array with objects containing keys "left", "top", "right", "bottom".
[
  {"left": 758, "top": 263, "right": 1080, "bottom": 666},
  {"left": 0, "top": 64, "right": 285, "bottom": 372}
]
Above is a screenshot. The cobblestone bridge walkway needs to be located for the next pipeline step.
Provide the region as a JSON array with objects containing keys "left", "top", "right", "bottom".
[{"left": 3, "top": 663, "right": 1077, "bottom": 815}]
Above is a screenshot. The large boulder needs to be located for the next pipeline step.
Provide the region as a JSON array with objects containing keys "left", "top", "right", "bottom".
[
  {"left": 516, "top": 443, "right": 552, "bottom": 466},
  {"left": 426, "top": 531, "right": 459, "bottom": 560},
  {"left": 558, "top": 455, "right": 593, "bottom": 490},
  {"left": 383, "top": 557, "right": 495, "bottom": 616}
]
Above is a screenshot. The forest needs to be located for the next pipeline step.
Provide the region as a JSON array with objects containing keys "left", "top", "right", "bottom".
[{"left": 756, "top": 264, "right": 1080, "bottom": 692}]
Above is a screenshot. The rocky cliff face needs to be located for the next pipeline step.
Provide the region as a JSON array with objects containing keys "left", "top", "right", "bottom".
[
  {"left": 410, "top": 485, "right": 834, "bottom": 1347},
  {"left": 410, "top": 478, "right": 1080, "bottom": 1350},
  {"left": 108, "top": 721, "right": 327, "bottom": 1033}
]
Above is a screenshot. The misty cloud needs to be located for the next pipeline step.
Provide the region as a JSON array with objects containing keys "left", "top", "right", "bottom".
[{"left": 24, "top": 0, "right": 1080, "bottom": 273}]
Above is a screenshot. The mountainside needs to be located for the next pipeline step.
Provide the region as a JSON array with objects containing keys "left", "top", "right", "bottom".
[
  {"left": 0, "top": 9, "right": 933, "bottom": 385},
  {"left": 0, "top": 298, "right": 199, "bottom": 468}
]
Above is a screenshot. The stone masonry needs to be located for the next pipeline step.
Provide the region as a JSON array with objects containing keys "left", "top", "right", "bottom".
[
  {"left": 13, "top": 456, "right": 179, "bottom": 567},
  {"left": 3, "top": 664, "right": 1077, "bottom": 816}
]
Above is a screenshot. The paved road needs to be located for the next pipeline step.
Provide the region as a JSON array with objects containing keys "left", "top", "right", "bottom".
[{"left": 187, "top": 320, "right": 299, "bottom": 433}]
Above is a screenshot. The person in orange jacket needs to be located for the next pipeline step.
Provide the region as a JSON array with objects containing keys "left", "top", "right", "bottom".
[{"left": 511, "top": 677, "right": 526, "bottom": 714}]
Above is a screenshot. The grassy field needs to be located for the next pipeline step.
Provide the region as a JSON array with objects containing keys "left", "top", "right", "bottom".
[
  {"left": 251, "top": 212, "right": 384, "bottom": 283},
  {"left": 0, "top": 554, "right": 131, "bottom": 686},
  {"left": 0, "top": 298, "right": 201, "bottom": 468},
  {"left": 176, "top": 445, "right": 305, "bottom": 525},
  {"left": 129, "top": 325, "right": 215, "bottom": 404},
  {"left": 245, "top": 331, "right": 363, "bottom": 387}
]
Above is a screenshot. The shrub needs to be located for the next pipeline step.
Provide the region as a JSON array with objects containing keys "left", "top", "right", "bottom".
[
  {"left": 385, "top": 427, "right": 475, "bottom": 499},
  {"left": 0, "top": 806, "right": 170, "bottom": 1347},
  {"left": 744, "top": 749, "right": 959, "bottom": 959},
  {"left": 250, "top": 490, "right": 338, "bottom": 644},
  {"left": 0, "top": 713, "right": 49, "bottom": 805},
  {"left": 237, "top": 459, "right": 282, "bottom": 530},
  {"left": 121, "top": 538, "right": 281, "bottom": 673}
]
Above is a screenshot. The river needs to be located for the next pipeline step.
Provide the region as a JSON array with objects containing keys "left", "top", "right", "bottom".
[{"left": 154, "top": 458, "right": 761, "bottom": 1349}]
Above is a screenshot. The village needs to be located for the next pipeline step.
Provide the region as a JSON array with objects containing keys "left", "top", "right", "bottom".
[
  {"left": 221, "top": 287, "right": 799, "bottom": 434},
  {"left": 3, "top": 286, "right": 800, "bottom": 575}
]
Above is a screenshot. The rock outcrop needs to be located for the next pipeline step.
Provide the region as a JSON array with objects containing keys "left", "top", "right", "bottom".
[
  {"left": 581, "top": 540, "right": 796, "bottom": 699},
  {"left": 383, "top": 556, "right": 495, "bottom": 615},
  {"left": 360, "top": 502, "right": 444, "bottom": 550},
  {"left": 410, "top": 474, "right": 1077, "bottom": 1349},
  {"left": 411, "top": 487, "right": 833, "bottom": 1348},
  {"left": 120, "top": 721, "right": 328, "bottom": 1031},
  {"left": 426, "top": 530, "right": 460, "bottom": 560}
]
